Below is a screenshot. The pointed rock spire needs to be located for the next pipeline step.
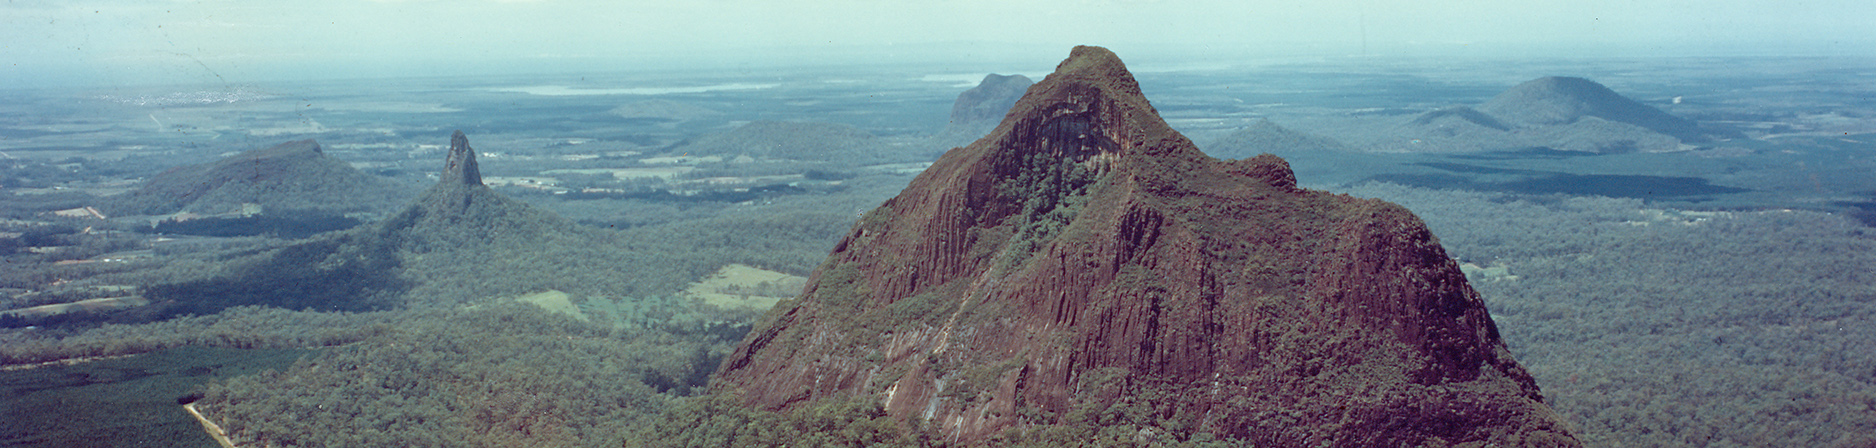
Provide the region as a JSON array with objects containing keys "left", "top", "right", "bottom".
[{"left": 442, "top": 130, "right": 482, "bottom": 187}]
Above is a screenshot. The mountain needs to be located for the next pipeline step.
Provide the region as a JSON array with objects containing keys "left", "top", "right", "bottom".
[
  {"left": 1409, "top": 105, "right": 1512, "bottom": 132},
  {"left": 1206, "top": 118, "right": 1349, "bottom": 159},
  {"left": 672, "top": 120, "right": 906, "bottom": 164},
  {"left": 1369, "top": 106, "right": 1522, "bottom": 153},
  {"left": 143, "top": 132, "right": 637, "bottom": 316},
  {"left": 365, "top": 131, "right": 578, "bottom": 253},
  {"left": 1479, "top": 76, "right": 1739, "bottom": 143},
  {"left": 1530, "top": 116, "right": 1683, "bottom": 153},
  {"left": 931, "top": 74, "right": 1035, "bottom": 150},
  {"left": 105, "top": 139, "right": 413, "bottom": 218},
  {"left": 712, "top": 46, "right": 1579, "bottom": 446}
]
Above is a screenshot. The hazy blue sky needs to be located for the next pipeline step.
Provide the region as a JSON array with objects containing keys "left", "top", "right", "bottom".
[{"left": 3, "top": 0, "right": 1871, "bottom": 88}]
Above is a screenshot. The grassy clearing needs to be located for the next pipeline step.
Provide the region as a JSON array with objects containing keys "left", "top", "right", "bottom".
[{"left": 679, "top": 264, "right": 807, "bottom": 310}]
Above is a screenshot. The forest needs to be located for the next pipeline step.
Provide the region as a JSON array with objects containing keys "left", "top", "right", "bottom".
[
  {"left": 1341, "top": 182, "right": 1876, "bottom": 448},
  {"left": 4, "top": 55, "right": 1874, "bottom": 447},
  {"left": 7, "top": 168, "right": 1873, "bottom": 447}
]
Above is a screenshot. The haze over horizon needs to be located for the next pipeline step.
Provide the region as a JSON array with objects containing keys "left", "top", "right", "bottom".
[{"left": 3, "top": 0, "right": 1872, "bottom": 88}]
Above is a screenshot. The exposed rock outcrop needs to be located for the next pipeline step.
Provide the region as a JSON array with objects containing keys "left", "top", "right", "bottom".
[
  {"left": 373, "top": 131, "right": 575, "bottom": 255},
  {"left": 714, "top": 46, "right": 1580, "bottom": 446},
  {"left": 442, "top": 130, "right": 483, "bottom": 187}
]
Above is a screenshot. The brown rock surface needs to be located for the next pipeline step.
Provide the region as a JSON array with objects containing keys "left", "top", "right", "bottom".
[{"left": 715, "top": 46, "right": 1580, "bottom": 447}]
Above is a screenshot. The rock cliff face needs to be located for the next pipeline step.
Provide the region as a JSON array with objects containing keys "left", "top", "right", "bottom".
[
  {"left": 714, "top": 46, "right": 1580, "bottom": 446},
  {"left": 442, "top": 130, "right": 483, "bottom": 187}
]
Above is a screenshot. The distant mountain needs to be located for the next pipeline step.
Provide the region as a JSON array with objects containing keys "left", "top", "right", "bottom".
[
  {"left": 1206, "top": 118, "right": 1349, "bottom": 159},
  {"left": 364, "top": 131, "right": 578, "bottom": 253},
  {"left": 1371, "top": 106, "right": 1522, "bottom": 153},
  {"left": 1408, "top": 105, "right": 1512, "bottom": 131},
  {"left": 103, "top": 139, "right": 413, "bottom": 218},
  {"left": 142, "top": 132, "right": 662, "bottom": 316},
  {"left": 1369, "top": 77, "right": 1736, "bottom": 153},
  {"left": 930, "top": 74, "right": 1034, "bottom": 150},
  {"left": 1531, "top": 116, "right": 1683, "bottom": 153},
  {"left": 710, "top": 46, "right": 1580, "bottom": 446},
  {"left": 672, "top": 120, "right": 908, "bottom": 164},
  {"left": 1479, "top": 76, "right": 1740, "bottom": 143}
]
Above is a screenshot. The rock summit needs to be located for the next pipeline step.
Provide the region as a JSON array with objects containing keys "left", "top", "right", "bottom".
[{"left": 715, "top": 46, "right": 1580, "bottom": 447}]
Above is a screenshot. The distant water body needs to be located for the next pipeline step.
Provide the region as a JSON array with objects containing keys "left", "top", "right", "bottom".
[{"left": 486, "top": 83, "right": 779, "bottom": 96}]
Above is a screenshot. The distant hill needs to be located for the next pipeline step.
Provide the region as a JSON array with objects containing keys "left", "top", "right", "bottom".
[
  {"left": 1206, "top": 119, "right": 1349, "bottom": 159},
  {"left": 140, "top": 132, "right": 690, "bottom": 316},
  {"left": 672, "top": 120, "right": 909, "bottom": 164},
  {"left": 103, "top": 139, "right": 413, "bottom": 218},
  {"left": 1373, "top": 106, "right": 1522, "bottom": 152},
  {"left": 1368, "top": 77, "right": 1738, "bottom": 153},
  {"left": 1408, "top": 105, "right": 1511, "bottom": 131},
  {"left": 930, "top": 73, "right": 1034, "bottom": 150},
  {"left": 1480, "top": 76, "right": 1740, "bottom": 143}
]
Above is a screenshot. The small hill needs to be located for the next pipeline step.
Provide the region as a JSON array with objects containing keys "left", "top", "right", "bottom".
[
  {"left": 1370, "top": 106, "right": 1523, "bottom": 152},
  {"left": 104, "top": 139, "right": 413, "bottom": 218},
  {"left": 671, "top": 120, "right": 905, "bottom": 164},
  {"left": 930, "top": 74, "right": 1035, "bottom": 150},
  {"left": 1533, "top": 116, "right": 1683, "bottom": 153},
  {"left": 706, "top": 46, "right": 1579, "bottom": 446},
  {"left": 1409, "top": 105, "right": 1512, "bottom": 131},
  {"left": 1479, "top": 76, "right": 1738, "bottom": 142},
  {"left": 1205, "top": 118, "right": 1349, "bottom": 159}
]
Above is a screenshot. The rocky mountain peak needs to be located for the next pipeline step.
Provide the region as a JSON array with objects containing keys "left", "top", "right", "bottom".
[
  {"left": 442, "top": 130, "right": 483, "bottom": 187},
  {"left": 713, "top": 46, "right": 1578, "bottom": 446}
]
